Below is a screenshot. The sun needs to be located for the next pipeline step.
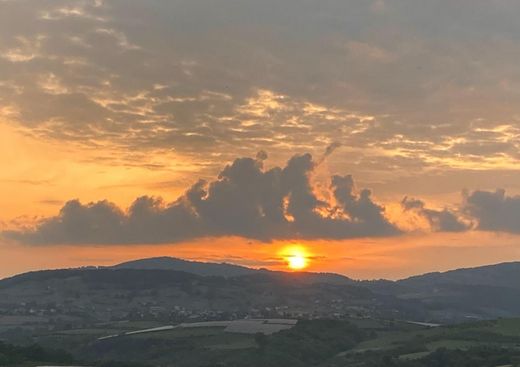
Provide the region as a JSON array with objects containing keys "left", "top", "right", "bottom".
[
  {"left": 287, "top": 254, "right": 307, "bottom": 270},
  {"left": 282, "top": 245, "right": 309, "bottom": 271}
]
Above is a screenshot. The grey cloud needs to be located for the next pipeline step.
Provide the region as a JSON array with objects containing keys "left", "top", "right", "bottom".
[
  {"left": 451, "top": 141, "right": 516, "bottom": 157},
  {"left": 324, "top": 142, "right": 342, "bottom": 158},
  {"left": 464, "top": 189, "right": 520, "bottom": 234},
  {"left": 402, "top": 197, "right": 469, "bottom": 233},
  {"left": 316, "top": 142, "right": 342, "bottom": 166},
  {"left": 1, "top": 0, "right": 520, "bottom": 181},
  {"left": 4, "top": 152, "right": 400, "bottom": 245},
  {"left": 332, "top": 175, "right": 395, "bottom": 234}
]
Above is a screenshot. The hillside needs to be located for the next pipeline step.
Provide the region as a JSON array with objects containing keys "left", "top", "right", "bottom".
[
  {"left": 0, "top": 268, "right": 423, "bottom": 331},
  {"left": 398, "top": 261, "right": 520, "bottom": 290},
  {"left": 112, "top": 256, "right": 355, "bottom": 286},
  {"left": 111, "top": 257, "right": 520, "bottom": 321},
  {"left": 3, "top": 260, "right": 520, "bottom": 332},
  {"left": 113, "top": 257, "right": 257, "bottom": 277},
  {"left": 362, "top": 262, "right": 520, "bottom": 321},
  {"left": 3, "top": 262, "right": 520, "bottom": 365},
  {"left": 113, "top": 257, "right": 520, "bottom": 290}
]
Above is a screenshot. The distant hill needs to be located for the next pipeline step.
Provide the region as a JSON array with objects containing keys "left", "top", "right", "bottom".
[
  {"left": 4, "top": 259, "right": 520, "bottom": 324},
  {"left": 398, "top": 261, "right": 520, "bottom": 290},
  {"left": 113, "top": 256, "right": 256, "bottom": 277},
  {"left": 364, "top": 262, "right": 520, "bottom": 320},
  {"left": 0, "top": 268, "right": 421, "bottom": 326},
  {"left": 112, "top": 256, "right": 356, "bottom": 286},
  {"left": 113, "top": 258, "right": 520, "bottom": 292}
]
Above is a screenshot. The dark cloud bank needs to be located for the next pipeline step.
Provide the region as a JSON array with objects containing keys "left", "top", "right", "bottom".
[
  {"left": 401, "top": 197, "right": 469, "bottom": 233},
  {"left": 6, "top": 152, "right": 399, "bottom": 245},
  {"left": 464, "top": 189, "right": 520, "bottom": 234},
  {"left": 4, "top": 152, "right": 520, "bottom": 246},
  {"left": 2, "top": 0, "right": 520, "bottom": 175}
]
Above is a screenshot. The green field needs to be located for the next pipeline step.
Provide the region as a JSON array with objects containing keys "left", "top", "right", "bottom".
[
  {"left": 5, "top": 317, "right": 520, "bottom": 366},
  {"left": 335, "top": 318, "right": 520, "bottom": 366}
]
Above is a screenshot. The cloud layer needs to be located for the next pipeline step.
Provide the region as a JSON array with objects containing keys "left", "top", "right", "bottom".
[
  {"left": 1, "top": 1, "right": 520, "bottom": 246},
  {"left": 464, "top": 190, "right": 520, "bottom": 234},
  {"left": 4, "top": 152, "right": 399, "bottom": 245},
  {"left": 4, "top": 150, "right": 520, "bottom": 246},
  {"left": 1, "top": 0, "right": 519, "bottom": 189},
  {"left": 401, "top": 197, "right": 469, "bottom": 233}
]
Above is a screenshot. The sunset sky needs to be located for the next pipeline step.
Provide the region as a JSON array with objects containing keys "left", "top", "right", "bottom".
[{"left": 1, "top": 0, "right": 520, "bottom": 280}]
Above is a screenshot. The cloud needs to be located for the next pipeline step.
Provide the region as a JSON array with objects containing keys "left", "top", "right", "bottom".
[
  {"left": 316, "top": 142, "right": 342, "bottom": 166},
  {"left": 4, "top": 151, "right": 520, "bottom": 245},
  {"left": 464, "top": 189, "right": 520, "bottom": 234},
  {"left": 332, "top": 175, "right": 396, "bottom": 235},
  {"left": 323, "top": 142, "right": 342, "bottom": 158},
  {"left": 1, "top": 0, "right": 520, "bottom": 186},
  {"left": 401, "top": 197, "right": 469, "bottom": 232},
  {"left": 4, "top": 152, "right": 400, "bottom": 245}
]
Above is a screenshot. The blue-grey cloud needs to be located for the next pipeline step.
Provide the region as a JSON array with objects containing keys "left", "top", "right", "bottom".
[
  {"left": 4, "top": 152, "right": 400, "bottom": 245},
  {"left": 401, "top": 197, "right": 469, "bottom": 233},
  {"left": 464, "top": 189, "right": 520, "bottom": 234},
  {"left": 0, "top": 0, "right": 519, "bottom": 189},
  {"left": 6, "top": 151, "right": 520, "bottom": 244}
]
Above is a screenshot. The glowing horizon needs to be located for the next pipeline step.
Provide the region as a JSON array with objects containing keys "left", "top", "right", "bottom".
[{"left": 1, "top": 0, "right": 520, "bottom": 280}]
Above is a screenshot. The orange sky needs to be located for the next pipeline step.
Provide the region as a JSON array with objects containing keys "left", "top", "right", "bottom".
[
  {"left": 1, "top": 122, "right": 520, "bottom": 280},
  {"left": 2, "top": 232, "right": 520, "bottom": 281},
  {"left": 2, "top": 0, "right": 520, "bottom": 280},
  {"left": 0, "top": 122, "right": 188, "bottom": 223}
]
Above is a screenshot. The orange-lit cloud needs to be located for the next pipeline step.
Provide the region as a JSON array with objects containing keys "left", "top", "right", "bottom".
[
  {"left": 1, "top": 0, "right": 520, "bottom": 280},
  {"left": 4, "top": 151, "right": 401, "bottom": 245},
  {"left": 0, "top": 122, "right": 198, "bottom": 224}
]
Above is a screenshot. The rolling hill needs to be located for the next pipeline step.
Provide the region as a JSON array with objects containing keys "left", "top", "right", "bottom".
[
  {"left": 113, "top": 256, "right": 257, "bottom": 277},
  {"left": 112, "top": 256, "right": 356, "bottom": 286},
  {"left": 0, "top": 267, "right": 423, "bottom": 328},
  {"left": 365, "top": 261, "right": 520, "bottom": 321},
  {"left": 398, "top": 261, "right": 520, "bottom": 290},
  {"left": 2, "top": 259, "right": 520, "bottom": 327},
  {"left": 112, "top": 258, "right": 520, "bottom": 321}
]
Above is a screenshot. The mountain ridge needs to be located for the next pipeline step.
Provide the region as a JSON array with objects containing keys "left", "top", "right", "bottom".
[
  {"left": 3, "top": 256, "right": 520, "bottom": 287},
  {"left": 111, "top": 256, "right": 520, "bottom": 286},
  {"left": 3, "top": 258, "right": 520, "bottom": 322},
  {"left": 111, "top": 256, "right": 357, "bottom": 285}
]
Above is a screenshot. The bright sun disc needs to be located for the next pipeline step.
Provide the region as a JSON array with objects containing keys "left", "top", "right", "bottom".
[
  {"left": 288, "top": 254, "right": 307, "bottom": 270},
  {"left": 282, "top": 246, "right": 309, "bottom": 270}
]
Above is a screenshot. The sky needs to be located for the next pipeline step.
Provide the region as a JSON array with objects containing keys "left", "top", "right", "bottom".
[{"left": 1, "top": 0, "right": 520, "bottom": 280}]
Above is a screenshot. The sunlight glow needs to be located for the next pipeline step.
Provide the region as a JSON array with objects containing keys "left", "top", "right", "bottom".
[{"left": 282, "top": 245, "right": 309, "bottom": 271}]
